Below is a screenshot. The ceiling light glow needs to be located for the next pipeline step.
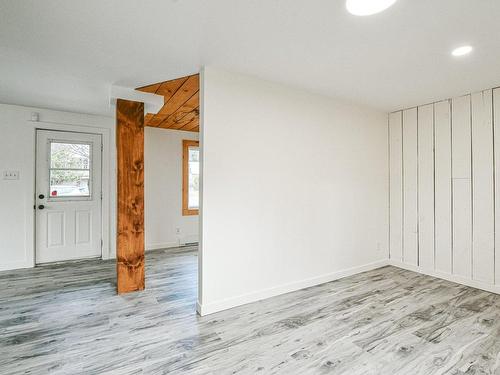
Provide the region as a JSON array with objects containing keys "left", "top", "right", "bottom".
[
  {"left": 346, "top": 0, "right": 397, "bottom": 16},
  {"left": 452, "top": 45, "right": 473, "bottom": 57}
]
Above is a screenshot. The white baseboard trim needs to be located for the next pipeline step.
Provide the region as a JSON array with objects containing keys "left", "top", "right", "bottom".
[
  {"left": 146, "top": 242, "right": 179, "bottom": 251},
  {"left": 388, "top": 259, "right": 500, "bottom": 295},
  {"left": 180, "top": 234, "right": 199, "bottom": 245},
  {"left": 0, "top": 260, "right": 34, "bottom": 272},
  {"left": 147, "top": 237, "right": 199, "bottom": 251},
  {"left": 197, "top": 259, "right": 389, "bottom": 316}
]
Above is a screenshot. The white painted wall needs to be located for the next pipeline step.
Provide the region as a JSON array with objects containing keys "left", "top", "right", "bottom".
[
  {"left": 199, "top": 67, "right": 389, "bottom": 315},
  {"left": 0, "top": 103, "right": 197, "bottom": 271},
  {"left": 145, "top": 127, "right": 199, "bottom": 249},
  {"left": 389, "top": 88, "right": 500, "bottom": 294},
  {"left": 0, "top": 103, "right": 115, "bottom": 271}
]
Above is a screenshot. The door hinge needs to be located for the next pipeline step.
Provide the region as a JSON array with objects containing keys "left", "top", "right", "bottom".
[
  {"left": 101, "top": 239, "right": 103, "bottom": 249},
  {"left": 101, "top": 143, "right": 103, "bottom": 152},
  {"left": 100, "top": 191, "right": 103, "bottom": 200}
]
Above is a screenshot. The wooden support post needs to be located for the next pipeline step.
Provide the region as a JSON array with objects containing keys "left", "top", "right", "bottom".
[{"left": 116, "top": 99, "right": 145, "bottom": 294}]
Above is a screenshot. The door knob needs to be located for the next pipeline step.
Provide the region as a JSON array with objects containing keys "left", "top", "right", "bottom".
[
  {"left": 38, "top": 205, "right": 45, "bottom": 210},
  {"left": 38, "top": 194, "right": 45, "bottom": 199}
]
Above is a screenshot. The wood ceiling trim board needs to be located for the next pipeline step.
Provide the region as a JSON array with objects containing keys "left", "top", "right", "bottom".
[
  {"left": 136, "top": 73, "right": 199, "bottom": 132},
  {"left": 178, "top": 114, "right": 200, "bottom": 131},
  {"left": 171, "top": 112, "right": 198, "bottom": 130},
  {"left": 158, "top": 74, "right": 199, "bottom": 117},
  {"left": 163, "top": 107, "right": 198, "bottom": 128},
  {"left": 144, "top": 113, "right": 154, "bottom": 124},
  {"left": 159, "top": 110, "right": 198, "bottom": 130},
  {"left": 156, "top": 76, "right": 189, "bottom": 103},
  {"left": 157, "top": 91, "right": 199, "bottom": 128},
  {"left": 176, "top": 90, "right": 199, "bottom": 116},
  {"left": 136, "top": 82, "right": 162, "bottom": 94},
  {"left": 148, "top": 114, "right": 168, "bottom": 127}
]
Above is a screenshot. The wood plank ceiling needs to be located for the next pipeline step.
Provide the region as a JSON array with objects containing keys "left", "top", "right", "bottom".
[{"left": 137, "top": 74, "right": 199, "bottom": 132}]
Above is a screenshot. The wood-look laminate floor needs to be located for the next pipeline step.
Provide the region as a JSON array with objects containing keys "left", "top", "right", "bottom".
[{"left": 1, "top": 246, "right": 499, "bottom": 375}]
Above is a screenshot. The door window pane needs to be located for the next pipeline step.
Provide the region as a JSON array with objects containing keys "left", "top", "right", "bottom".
[
  {"left": 49, "top": 141, "right": 91, "bottom": 198},
  {"left": 49, "top": 170, "right": 90, "bottom": 197},
  {"left": 188, "top": 147, "right": 200, "bottom": 209},
  {"left": 50, "top": 143, "right": 90, "bottom": 169}
]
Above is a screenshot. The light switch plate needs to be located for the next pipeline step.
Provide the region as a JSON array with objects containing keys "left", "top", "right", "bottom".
[{"left": 3, "top": 171, "right": 19, "bottom": 180}]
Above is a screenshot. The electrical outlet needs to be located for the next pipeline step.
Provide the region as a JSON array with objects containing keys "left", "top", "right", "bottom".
[
  {"left": 175, "top": 228, "right": 181, "bottom": 234},
  {"left": 3, "top": 171, "right": 19, "bottom": 180}
]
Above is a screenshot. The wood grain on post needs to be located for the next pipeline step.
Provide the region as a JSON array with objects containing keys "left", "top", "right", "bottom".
[{"left": 116, "top": 99, "right": 145, "bottom": 294}]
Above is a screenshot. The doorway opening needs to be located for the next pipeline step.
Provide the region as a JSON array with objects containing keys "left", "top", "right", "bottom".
[{"left": 139, "top": 73, "right": 201, "bottom": 309}]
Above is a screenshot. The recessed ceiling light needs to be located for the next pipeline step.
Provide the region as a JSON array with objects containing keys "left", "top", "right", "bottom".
[
  {"left": 451, "top": 45, "right": 473, "bottom": 57},
  {"left": 346, "top": 0, "right": 397, "bottom": 16}
]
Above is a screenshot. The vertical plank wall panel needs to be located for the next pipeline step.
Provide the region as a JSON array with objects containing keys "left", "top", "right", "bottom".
[
  {"left": 417, "top": 104, "right": 435, "bottom": 270},
  {"left": 451, "top": 95, "right": 472, "bottom": 279},
  {"left": 403, "top": 108, "right": 418, "bottom": 266},
  {"left": 434, "top": 100, "right": 453, "bottom": 274},
  {"left": 494, "top": 88, "right": 500, "bottom": 286},
  {"left": 471, "top": 90, "right": 494, "bottom": 283},
  {"left": 116, "top": 99, "right": 145, "bottom": 294},
  {"left": 389, "top": 112, "right": 403, "bottom": 261}
]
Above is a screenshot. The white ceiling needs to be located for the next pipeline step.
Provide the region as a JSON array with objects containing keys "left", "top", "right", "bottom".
[{"left": 1, "top": 0, "right": 499, "bottom": 116}]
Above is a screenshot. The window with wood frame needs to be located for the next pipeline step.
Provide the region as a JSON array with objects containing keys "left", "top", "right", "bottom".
[{"left": 182, "top": 140, "right": 200, "bottom": 215}]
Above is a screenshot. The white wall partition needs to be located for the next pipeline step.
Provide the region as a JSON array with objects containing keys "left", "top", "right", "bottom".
[
  {"left": 200, "top": 67, "right": 389, "bottom": 315},
  {"left": 0, "top": 103, "right": 115, "bottom": 271},
  {"left": 389, "top": 88, "right": 500, "bottom": 294}
]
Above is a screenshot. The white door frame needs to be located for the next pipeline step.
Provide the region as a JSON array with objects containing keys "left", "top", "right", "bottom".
[{"left": 32, "top": 121, "right": 113, "bottom": 265}]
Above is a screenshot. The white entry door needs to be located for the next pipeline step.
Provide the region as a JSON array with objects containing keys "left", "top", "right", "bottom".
[{"left": 36, "top": 130, "right": 102, "bottom": 264}]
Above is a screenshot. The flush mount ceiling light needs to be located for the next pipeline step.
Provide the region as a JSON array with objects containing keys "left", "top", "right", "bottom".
[
  {"left": 452, "top": 45, "right": 473, "bottom": 57},
  {"left": 346, "top": 0, "right": 397, "bottom": 16}
]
